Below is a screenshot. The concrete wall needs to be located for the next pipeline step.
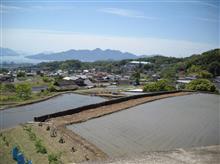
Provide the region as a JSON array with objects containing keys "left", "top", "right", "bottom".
[{"left": 34, "top": 90, "right": 183, "bottom": 122}]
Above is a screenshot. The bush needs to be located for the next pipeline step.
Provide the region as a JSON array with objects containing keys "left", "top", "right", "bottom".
[
  {"left": 186, "top": 79, "right": 217, "bottom": 92},
  {"left": 23, "top": 126, "right": 36, "bottom": 141},
  {"left": 43, "top": 76, "right": 53, "bottom": 83},
  {"left": 16, "top": 83, "right": 32, "bottom": 100},
  {"left": 17, "top": 71, "right": 26, "bottom": 78},
  {"left": 198, "top": 70, "right": 213, "bottom": 79},
  {"left": 143, "top": 79, "right": 175, "bottom": 92},
  {"left": 35, "top": 139, "right": 47, "bottom": 154},
  {"left": 48, "top": 84, "right": 57, "bottom": 92},
  {"left": 48, "top": 153, "right": 61, "bottom": 164},
  {"left": 3, "top": 83, "right": 16, "bottom": 92}
]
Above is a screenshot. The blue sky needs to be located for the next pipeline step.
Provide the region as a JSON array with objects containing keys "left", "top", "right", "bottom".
[{"left": 1, "top": 0, "right": 219, "bottom": 57}]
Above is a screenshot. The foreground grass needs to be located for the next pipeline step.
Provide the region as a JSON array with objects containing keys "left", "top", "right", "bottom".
[
  {"left": 0, "top": 125, "right": 50, "bottom": 164},
  {"left": 0, "top": 124, "right": 92, "bottom": 164}
]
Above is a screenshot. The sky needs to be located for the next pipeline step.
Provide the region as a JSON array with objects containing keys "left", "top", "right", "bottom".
[{"left": 0, "top": 0, "right": 219, "bottom": 57}]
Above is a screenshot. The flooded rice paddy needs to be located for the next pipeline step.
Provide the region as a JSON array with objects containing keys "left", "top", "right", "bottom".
[
  {"left": 68, "top": 93, "right": 220, "bottom": 157},
  {"left": 0, "top": 93, "right": 105, "bottom": 129}
]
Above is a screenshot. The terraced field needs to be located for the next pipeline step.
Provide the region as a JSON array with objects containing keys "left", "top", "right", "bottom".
[{"left": 68, "top": 93, "right": 220, "bottom": 158}]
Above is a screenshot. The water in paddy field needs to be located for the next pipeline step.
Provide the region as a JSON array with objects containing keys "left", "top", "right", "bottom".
[
  {"left": 67, "top": 93, "right": 220, "bottom": 157},
  {"left": 0, "top": 93, "right": 105, "bottom": 129}
]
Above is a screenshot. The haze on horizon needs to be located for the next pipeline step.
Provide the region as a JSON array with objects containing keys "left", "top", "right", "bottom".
[{"left": 1, "top": 0, "right": 219, "bottom": 57}]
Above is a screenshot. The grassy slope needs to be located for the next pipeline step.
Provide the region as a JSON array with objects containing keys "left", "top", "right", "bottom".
[
  {"left": 0, "top": 125, "right": 48, "bottom": 164},
  {"left": 0, "top": 124, "right": 91, "bottom": 164}
]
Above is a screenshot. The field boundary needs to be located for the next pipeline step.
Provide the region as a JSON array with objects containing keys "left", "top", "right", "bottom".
[{"left": 34, "top": 90, "right": 188, "bottom": 122}]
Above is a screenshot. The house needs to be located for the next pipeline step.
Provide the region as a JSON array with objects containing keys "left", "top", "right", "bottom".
[
  {"left": 63, "top": 76, "right": 86, "bottom": 86},
  {"left": 152, "top": 74, "right": 160, "bottom": 81},
  {"left": 56, "top": 80, "right": 78, "bottom": 90},
  {"left": 84, "top": 79, "right": 95, "bottom": 88},
  {"left": 117, "top": 79, "right": 131, "bottom": 85},
  {"left": 176, "top": 76, "right": 197, "bottom": 84},
  {"left": 74, "top": 78, "right": 86, "bottom": 86},
  {"left": 214, "top": 76, "right": 220, "bottom": 83},
  {"left": 123, "top": 61, "right": 151, "bottom": 73},
  {"left": 0, "top": 74, "right": 14, "bottom": 82}
]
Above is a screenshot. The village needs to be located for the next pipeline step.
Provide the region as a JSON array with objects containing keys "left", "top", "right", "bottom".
[{"left": 1, "top": 59, "right": 210, "bottom": 102}]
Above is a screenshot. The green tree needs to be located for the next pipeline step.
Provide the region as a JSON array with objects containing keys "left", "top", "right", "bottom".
[
  {"left": 208, "top": 61, "right": 220, "bottom": 77},
  {"left": 186, "top": 79, "right": 217, "bottom": 92},
  {"left": 187, "top": 65, "right": 202, "bottom": 74},
  {"left": 42, "top": 76, "right": 53, "bottom": 83},
  {"left": 132, "top": 70, "right": 141, "bottom": 85},
  {"left": 161, "top": 67, "right": 177, "bottom": 80},
  {"left": 17, "top": 71, "right": 26, "bottom": 78},
  {"left": 143, "top": 79, "right": 175, "bottom": 92},
  {"left": 198, "top": 70, "right": 213, "bottom": 79},
  {"left": 16, "top": 83, "right": 32, "bottom": 99}
]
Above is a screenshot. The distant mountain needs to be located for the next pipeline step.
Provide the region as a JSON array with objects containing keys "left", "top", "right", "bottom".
[
  {"left": 0, "top": 47, "right": 20, "bottom": 56},
  {"left": 26, "top": 48, "right": 138, "bottom": 62}
]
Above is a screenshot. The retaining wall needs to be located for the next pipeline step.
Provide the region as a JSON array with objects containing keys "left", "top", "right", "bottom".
[{"left": 34, "top": 90, "right": 185, "bottom": 122}]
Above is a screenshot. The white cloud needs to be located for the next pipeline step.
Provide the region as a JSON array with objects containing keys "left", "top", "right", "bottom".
[
  {"left": 99, "top": 8, "right": 156, "bottom": 20},
  {"left": 0, "top": 4, "right": 75, "bottom": 13},
  {"left": 0, "top": 5, "right": 23, "bottom": 13},
  {"left": 2, "top": 28, "right": 218, "bottom": 57},
  {"left": 192, "top": 16, "right": 219, "bottom": 23}
]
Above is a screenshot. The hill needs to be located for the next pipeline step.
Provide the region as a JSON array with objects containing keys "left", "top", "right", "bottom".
[
  {"left": 26, "top": 48, "right": 138, "bottom": 62},
  {"left": 0, "top": 47, "right": 20, "bottom": 56}
]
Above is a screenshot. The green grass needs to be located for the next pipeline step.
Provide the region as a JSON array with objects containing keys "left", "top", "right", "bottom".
[{"left": 0, "top": 125, "right": 49, "bottom": 164}]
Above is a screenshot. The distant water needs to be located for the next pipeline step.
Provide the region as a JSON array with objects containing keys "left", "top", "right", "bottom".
[
  {"left": 0, "top": 93, "right": 105, "bottom": 129},
  {"left": 1, "top": 55, "right": 49, "bottom": 64},
  {"left": 68, "top": 93, "right": 220, "bottom": 157}
]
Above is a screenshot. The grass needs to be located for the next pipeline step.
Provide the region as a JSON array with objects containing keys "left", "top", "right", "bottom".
[
  {"left": 0, "top": 125, "right": 49, "bottom": 164},
  {"left": 48, "top": 152, "right": 62, "bottom": 164},
  {"left": 0, "top": 124, "right": 84, "bottom": 164}
]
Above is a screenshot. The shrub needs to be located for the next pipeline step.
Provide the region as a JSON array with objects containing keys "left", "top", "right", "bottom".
[
  {"left": 198, "top": 70, "right": 213, "bottom": 79},
  {"left": 23, "top": 126, "right": 36, "bottom": 141},
  {"left": 3, "top": 83, "right": 16, "bottom": 92},
  {"left": 143, "top": 79, "right": 175, "bottom": 92},
  {"left": 16, "top": 83, "right": 32, "bottom": 100},
  {"left": 186, "top": 79, "right": 217, "bottom": 92},
  {"left": 48, "top": 84, "right": 56, "bottom": 92},
  {"left": 43, "top": 76, "right": 53, "bottom": 83},
  {"left": 35, "top": 139, "right": 47, "bottom": 154},
  {"left": 48, "top": 152, "right": 61, "bottom": 164},
  {"left": 17, "top": 71, "right": 26, "bottom": 78}
]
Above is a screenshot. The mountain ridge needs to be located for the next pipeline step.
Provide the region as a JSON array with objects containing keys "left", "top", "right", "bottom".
[
  {"left": 26, "top": 48, "right": 138, "bottom": 62},
  {"left": 0, "top": 47, "right": 20, "bottom": 56}
]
